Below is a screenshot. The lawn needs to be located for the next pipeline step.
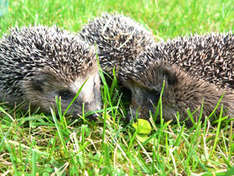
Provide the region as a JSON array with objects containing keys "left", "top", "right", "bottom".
[{"left": 0, "top": 0, "right": 233, "bottom": 175}]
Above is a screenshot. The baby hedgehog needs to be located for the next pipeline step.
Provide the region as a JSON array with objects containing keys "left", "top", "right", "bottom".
[
  {"left": 79, "top": 13, "right": 234, "bottom": 122},
  {"left": 0, "top": 26, "right": 101, "bottom": 117},
  {"left": 79, "top": 13, "right": 155, "bottom": 81},
  {"left": 126, "top": 33, "right": 234, "bottom": 122}
]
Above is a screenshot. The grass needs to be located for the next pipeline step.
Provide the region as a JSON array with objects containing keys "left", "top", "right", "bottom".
[{"left": 0, "top": 0, "right": 233, "bottom": 175}]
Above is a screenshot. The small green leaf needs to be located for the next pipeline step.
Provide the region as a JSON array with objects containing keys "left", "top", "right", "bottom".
[
  {"left": 136, "top": 135, "right": 150, "bottom": 142},
  {"left": 132, "top": 119, "right": 152, "bottom": 135}
]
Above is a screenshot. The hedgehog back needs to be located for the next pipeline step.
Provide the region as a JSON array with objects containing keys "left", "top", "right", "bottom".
[
  {"left": 159, "top": 33, "right": 233, "bottom": 89},
  {"left": 79, "top": 13, "right": 156, "bottom": 81}
]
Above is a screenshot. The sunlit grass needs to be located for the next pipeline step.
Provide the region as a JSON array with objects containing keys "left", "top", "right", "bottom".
[{"left": 0, "top": 0, "right": 233, "bottom": 175}]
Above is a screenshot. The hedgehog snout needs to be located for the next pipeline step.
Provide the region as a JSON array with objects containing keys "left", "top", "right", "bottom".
[
  {"left": 69, "top": 73, "right": 102, "bottom": 115},
  {"left": 126, "top": 84, "right": 161, "bottom": 120}
]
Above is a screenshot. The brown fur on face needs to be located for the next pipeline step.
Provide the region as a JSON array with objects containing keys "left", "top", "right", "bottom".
[
  {"left": 124, "top": 61, "right": 234, "bottom": 123},
  {"left": 22, "top": 67, "right": 101, "bottom": 116}
]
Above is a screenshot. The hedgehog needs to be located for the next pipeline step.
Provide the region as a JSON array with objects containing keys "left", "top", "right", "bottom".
[
  {"left": 79, "top": 13, "right": 233, "bottom": 123},
  {"left": 125, "top": 60, "right": 234, "bottom": 123},
  {"left": 78, "top": 13, "right": 155, "bottom": 80},
  {"left": 124, "top": 33, "right": 234, "bottom": 122},
  {"left": 0, "top": 26, "right": 101, "bottom": 117}
]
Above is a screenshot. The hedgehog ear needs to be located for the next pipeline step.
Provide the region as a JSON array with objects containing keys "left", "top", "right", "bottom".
[
  {"left": 161, "top": 65, "right": 178, "bottom": 86},
  {"left": 30, "top": 73, "right": 48, "bottom": 92}
]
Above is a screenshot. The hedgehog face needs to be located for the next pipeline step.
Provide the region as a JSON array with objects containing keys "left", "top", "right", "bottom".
[
  {"left": 124, "top": 62, "right": 179, "bottom": 121},
  {"left": 22, "top": 71, "right": 101, "bottom": 117}
]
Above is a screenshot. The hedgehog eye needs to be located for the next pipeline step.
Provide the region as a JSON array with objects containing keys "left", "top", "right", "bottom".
[{"left": 58, "top": 89, "right": 74, "bottom": 100}]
